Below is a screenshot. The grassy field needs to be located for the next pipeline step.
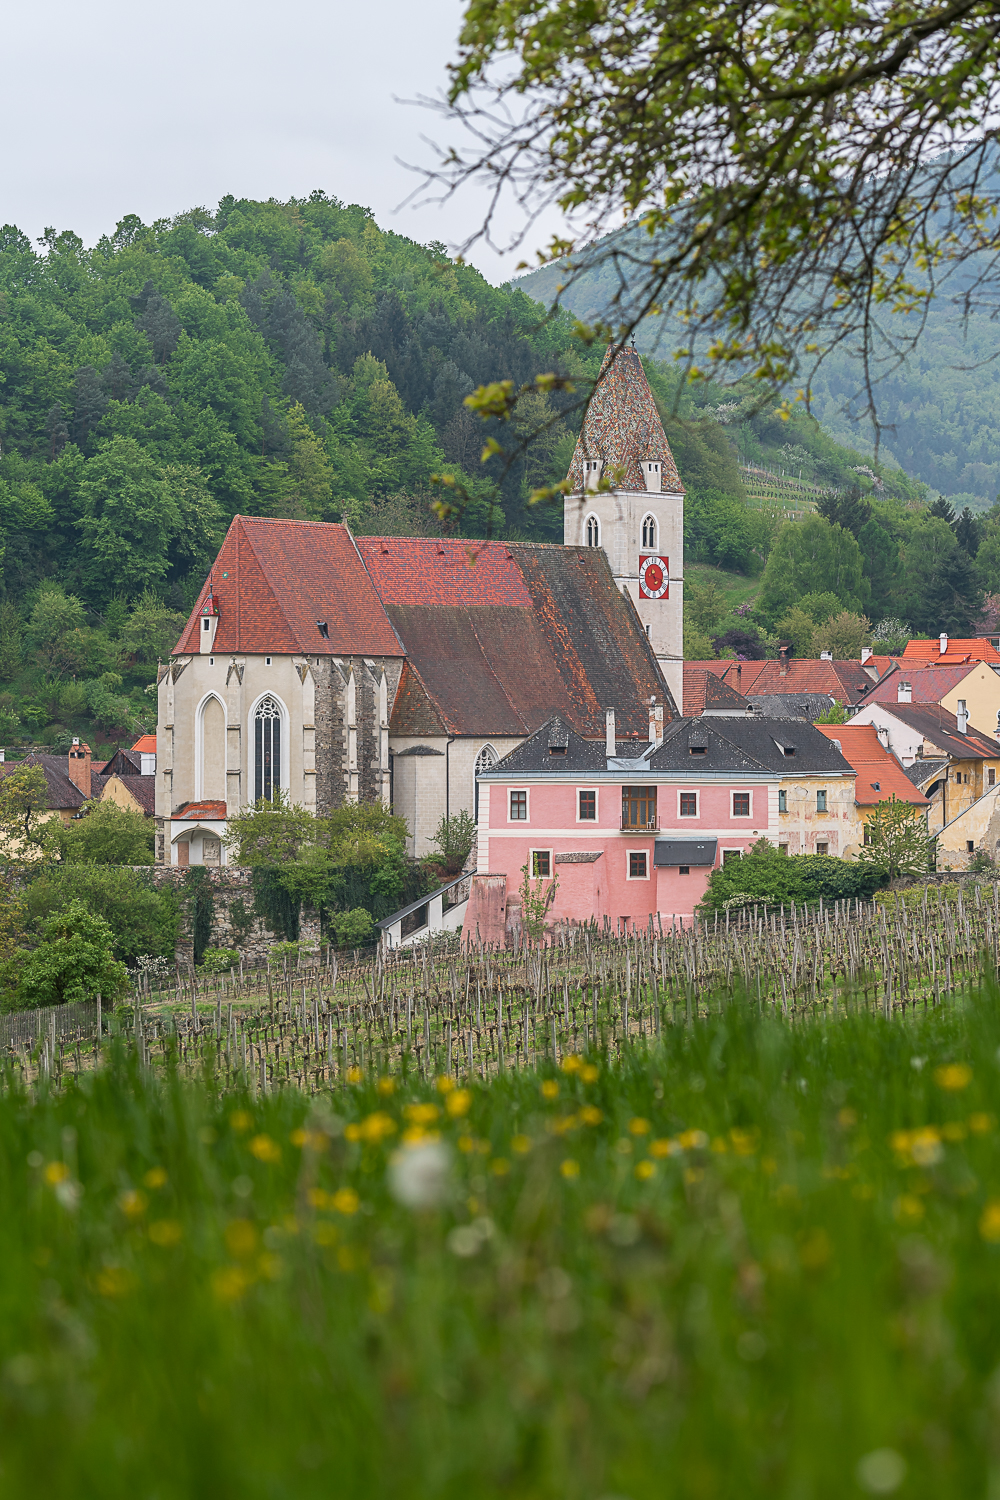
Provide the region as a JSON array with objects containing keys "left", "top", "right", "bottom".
[
  {"left": 5, "top": 934, "right": 1000, "bottom": 1496},
  {"left": 684, "top": 560, "right": 761, "bottom": 617}
]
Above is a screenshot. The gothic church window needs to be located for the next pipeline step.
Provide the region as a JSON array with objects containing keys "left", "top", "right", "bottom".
[
  {"left": 474, "top": 744, "right": 498, "bottom": 820},
  {"left": 585, "top": 515, "right": 601, "bottom": 547},
  {"left": 255, "top": 695, "right": 282, "bottom": 803},
  {"left": 641, "top": 514, "right": 657, "bottom": 549}
]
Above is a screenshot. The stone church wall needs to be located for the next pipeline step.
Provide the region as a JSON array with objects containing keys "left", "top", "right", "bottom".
[{"left": 144, "top": 867, "right": 321, "bottom": 969}]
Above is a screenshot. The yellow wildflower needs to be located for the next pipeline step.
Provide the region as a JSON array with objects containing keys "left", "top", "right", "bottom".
[
  {"left": 358, "top": 1112, "right": 397, "bottom": 1144},
  {"left": 346, "top": 1067, "right": 363, "bottom": 1084},
  {"left": 404, "top": 1103, "right": 440, "bottom": 1125},
  {"left": 580, "top": 1064, "right": 599, "bottom": 1084},
  {"left": 43, "top": 1162, "right": 69, "bottom": 1185},
  {"left": 331, "top": 1188, "right": 360, "bottom": 1216},
  {"left": 230, "top": 1111, "right": 253, "bottom": 1133},
  {"left": 118, "top": 1190, "right": 147, "bottom": 1219},
  {"left": 148, "top": 1220, "right": 183, "bottom": 1247},
  {"left": 893, "top": 1195, "right": 925, "bottom": 1224},
  {"left": 458, "top": 1135, "right": 476, "bottom": 1153},
  {"left": 436, "top": 1076, "right": 456, "bottom": 1094},
  {"left": 249, "top": 1134, "right": 281, "bottom": 1164},
  {"left": 511, "top": 1134, "right": 532, "bottom": 1154},
  {"left": 560, "top": 1159, "right": 580, "bottom": 1179},
  {"left": 629, "top": 1117, "right": 651, "bottom": 1136},
  {"left": 980, "top": 1201, "right": 1000, "bottom": 1242},
  {"left": 490, "top": 1158, "right": 510, "bottom": 1176},
  {"left": 935, "top": 1064, "right": 972, "bottom": 1091},
  {"left": 445, "top": 1089, "right": 472, "bottom": 1118},
  {"left": 212, "top": 1266, "right": 252, "bottom": 1303},
  {"left": 560, "top": 1054, "right": 582, "bottom": 1073},
  {"left": 541, "top": 1080, "right": 560, "bottom": 1100},
  {"left": 635, "top": 1160, "right": 655, "bottom": 1181},
  {"left": 377, "top": 1077, "right": 396, "bottom": 1096},
  {"left": 96, "top": 1266, "right": 135, "bottom": 1298},
  {"left": 225, "top": 1220, "right": 258, "bottom": 1259},
  {"left": 677, "top": 1129, "right": 708, "bottom": 1151},
  {"left": 730, "top": 1127, "right": 759, "bottom": 1156},
  {"left": 144, "top": 1167, "right": 168, "bottom": 1189}
]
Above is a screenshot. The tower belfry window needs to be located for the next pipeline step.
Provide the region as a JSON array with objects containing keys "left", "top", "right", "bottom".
[
  {"left": 255, "top": 696, "right": 281, "bottom": 803},
  {"left": 641, "top": 514, "right": 657, "bottom": 549}
]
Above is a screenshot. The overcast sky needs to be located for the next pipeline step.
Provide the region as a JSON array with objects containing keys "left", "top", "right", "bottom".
[{"left": 3, "top": 0, "right": 561, "bottom": 285}]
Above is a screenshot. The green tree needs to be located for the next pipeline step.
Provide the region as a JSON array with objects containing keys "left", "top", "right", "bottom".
[
  {"left": 757, "top": 516, "right": 866, "bottom": 627},
  {"left": 4, "top": 899, "right": 129, "bottom": 1011},
  {"left": 775, "top": 606, "right": 820, "bottom": 658},
  {"left": 0, "top": 765, "right": 52, "bottom": 859},
  {"left": 685, "top": 578, "right": 729, "bottom": 637},
  {"left": 56, "top": 800, "right": 154, "bottom": 865},
  {"left": 427, "top": 811, "right": 477, "bottom": 876},
  {"left": 25, "top": 587, "right": 87, "bottom": 673},
  {"left": 858, "top": 518, "right": 902, "bottom": 621},
  {"left": 811, "top": 611, "right": 871, "bottom": 659},
  {"left": 223, "top": 791, "right": 318, "bottom": 866},
  {"left": 75, "top": 438, "right": 182, "bottom": 601},
  {"left": 22, "top": 866, "right": 178, "bottom": 962},
  {"left": 899, "top": 515, "right": 983, "bottom": 637},
  {"left": 855, "top": 797, "right": 936, "bottom": 882}
]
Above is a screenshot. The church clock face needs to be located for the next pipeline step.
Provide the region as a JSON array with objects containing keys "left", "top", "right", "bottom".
[{"left": 639, "top": 554, "right": 669, "bottom": 599}]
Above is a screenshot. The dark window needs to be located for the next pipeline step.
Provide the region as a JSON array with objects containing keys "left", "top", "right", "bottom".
[
  {"left": 679, "top": 792, "right": 698, "bottom": 817},
  {"left": 531, "top": 850, "right": 550, "bottom": 877},
  {"left": 990, "top": 769, "right": 996, "bottom": 787},
  {"left": 733, "top": 792, "right": 751, "bottom": 817},
  {"left": 816, "top": 789, "right": 828, "bottom": 812},
  {"left": 548, "top": 745, "right": 567, "bottom": 756},
  {"left": 678, "top": 865, "right": 690, "bottom": 875},
  {"left": 623, "top": 786, "right": 657, "bottom": 828},
  {"left": 778, "top": 844, "right": 789, "bottom": 856},
  {"left": 689, "top": 745, "right": 707, "bottom": 755},
  {"left": 586, "top": 515, "right": 600, "bottom": 547},
  {"left": 316, "top": 621, "right": 329, "bottom": 640},
  {"left": 254, "top": 696, "right": 281, "bottom": 803},
  {"left": 641, "top": 515, "right": 657, "bottom": 548},
  {"left": 510, "top": 791, "right": 527, "bottom": 821},
  {"left": 968, "top": 840, "right": 975, "bottom": 853},
  {"left": 816, "top": 841, "right": 829, "bottom": 856},
  {"left": 578, "top": 790, "right": 596, "bottom": 820},
  {"left": 778, "top": 789, "right": 787, "bottom": 812},
  {"left": 629, "top": 852, "right": 648, "bottom": 878},
  {"left": 723, "top": 849, "right": 741, "bottom": 864}
]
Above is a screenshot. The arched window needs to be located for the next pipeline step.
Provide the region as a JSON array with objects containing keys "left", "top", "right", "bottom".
[
  {"left": 474, "top": 743, "right": 498, "bottom": 821},
  {"left": 254, "top": 695, "right": 282, "bottom": 803},
  {"left": 585, "top": 514, "right": 601, "bottom": 547},
  {"left": 641, "top": 514, "right": 657, "bottom": 549}
]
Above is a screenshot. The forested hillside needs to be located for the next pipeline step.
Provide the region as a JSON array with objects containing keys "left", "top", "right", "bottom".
[{"left": 0, "top": 193, "right": 587, "bottom": 756}]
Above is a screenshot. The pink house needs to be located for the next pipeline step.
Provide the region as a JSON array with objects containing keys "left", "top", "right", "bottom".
[{"left": 462, "top": 709, "right": 855, "bottom": 941}]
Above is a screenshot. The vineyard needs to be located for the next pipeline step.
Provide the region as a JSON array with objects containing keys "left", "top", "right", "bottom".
[
  {"left": 3, "top": 883, "right": 1000, "bottom": 1495},
  {"left": 739, "top": 461, "right": 828, "bottom": 518}
]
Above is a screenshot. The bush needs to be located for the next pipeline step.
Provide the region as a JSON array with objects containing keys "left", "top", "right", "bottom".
[
  {"left": 2, "top": 899, "right": 129, "bottom": 1011},
  {"left": 699, "top": 839, "right": 888, "bottom": 913},
  {"left": 56, "top": 800, "right": 154, "bottom": 865},
  {"left": 200, "top": 947, "right": 241, "bottom": 974},
  {"left": 267, "top": 941, "right": 301, "bottom": 966},
  {"left": 331, "top": 908, "right": 374, "bottom": 949},
  {"left": 22, "top": 866, "right": 178, "bottom": 963}
]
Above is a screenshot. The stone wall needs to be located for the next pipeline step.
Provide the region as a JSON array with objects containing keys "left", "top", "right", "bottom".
[{"left": 145, "top": 867, "right": 321, "bottom": 968}]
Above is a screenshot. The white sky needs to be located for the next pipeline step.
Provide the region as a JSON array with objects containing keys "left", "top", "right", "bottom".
[{"left": 2, "top": 0, "right": 562, "bottom": 285}]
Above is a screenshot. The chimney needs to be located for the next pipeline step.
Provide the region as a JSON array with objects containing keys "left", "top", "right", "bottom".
[
  {"left": 820, "top": 651, "right": 833, "bottom": 662},
  {"left": 897, "top": 679, "right": 912, "bottom": 703},
  {"left": 861, "top": 648, "right": 872, "bottom": 664},
  {"left": 68, "top": 737, "right": 91, "bottom": 799},
  {"left": 957, "top": 698, "right": 969, "bottom": 736},
  {"left": 779, "top": 645, "right": 789, "bottom": 677},
  {"left": 605, "top": 707, "right": 616, "bottom": 757},
  {"left": 939, "top": 632, "right": 948, "bottom": 656},
  {"left": 876, "top": 725, "right": 890, "bottom": 749},
  {"left": 648, "top": 697, "right": 663, "bottom": 744}
]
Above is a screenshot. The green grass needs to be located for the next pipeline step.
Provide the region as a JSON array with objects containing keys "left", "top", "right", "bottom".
[{"left": 3, "top": 980, "right": 1000, "bottom": 1496}]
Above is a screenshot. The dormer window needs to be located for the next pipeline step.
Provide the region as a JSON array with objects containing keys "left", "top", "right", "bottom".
[
  {"left": 583, "top": 459, "right": 603, "bottom": 492},
  {"left": 316, "top": 621, "right": 329, "bottom": 640},
  {"left": 585, "top": 514, "right": 601, "bottom": 547},
  {"left": 641, "top": 514, "right": 657, "bottom": 549},
  {"left": 641, "top": 461, "right": 662, "bottom": 494}
]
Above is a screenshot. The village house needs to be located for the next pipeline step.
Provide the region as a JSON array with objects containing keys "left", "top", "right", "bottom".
[
  {"left": 847, "top": 699, "right": 1000, "bottom": 834},
  {"left": 853, "top": 659, "right": 1000, "bottom": 738},
  {"left": 0, "top": 738, "right": 105, "bottom": 853},
  {"left": 901, "top": 635, "right": 1000, "bottom": 668},
  {"left": 463, "top": 711, "right": 855, "bottom": 937},
  {"left": 814, "top": 724, "right": 929, "bottom": 855},
  {"left": 157, "top": 346, "right": 688, "bottom": 868}
]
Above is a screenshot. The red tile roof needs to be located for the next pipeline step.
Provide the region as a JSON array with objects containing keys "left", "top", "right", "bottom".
[
  {"left": 902, "top": 637, "right": 1000, "bottom": 664},
  {"left": 174, "top": 517, "right": 403, "bottom": 658},
  {"left": 683, "top": 667, "right": 749, "bottom": 716},
  {"left": 131, "top": 734, "right": 156, "bottom": 753},
  {"left": 814, "top": 725, "right": 929, "bottom": 807},
  {"left": 172, "top": 800, "right": 227, "bottom": 821},
  {"left": 566, "top": 346, "right": 684, "bottom": 493},
  {"left": 361, "top": 540, "right": 672, "bottom": 737},
  {"left": 857, "top": 660, "right": 984, "bottom": 708}
]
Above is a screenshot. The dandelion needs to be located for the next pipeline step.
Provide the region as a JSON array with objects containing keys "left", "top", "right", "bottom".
[
  {"left": 628, "top": 1117, "right": 651, "bottom": 1135},
  {"left": 649, "top": 1138, "right": 678, "bottom": 1158},
  {"left": 225, "top": 1220, "right": 258, "bottom": 1259},
  {"left": 541, "top": 1080, "right": 560, "bottom": 1100},
  {"left": 436, "top": 1075, "right": 456, "bottom": 1094},
  {"left": 579, "top": 1106, "right": 603, "bottom": 1126},
  {"left": 511, "top": 1134, "right": 532, "bottom": 1154},
  {"left": 893, "top": 1195, "right": 924, "bottom": 1224},
  {"left": 346, "top": 1067, "right": 363, "bottom": 1084},
  {"left": 635, "top": 1160, "right": 655, "bottom": 1180},
  {"left": 389, "top": 1141, "right": 451, "bottom": 1209},
  {"left": 560, "top": 1159, "right": 580, "bottom": 1179},
  {"left": 404, "top": 1103, "right": 440, "bottom": 1125},
  {"left": 377, "top": 1077, "right": 396, "bottom": 1096},
  {"left": 118, "top": 1190, "right": 147, "bottom": 1219},
  {"left": 677, "top": 1129, "right": 708, "bottom": 1150},
  {"left": 580, "top": 1064, "right": 599, "bottom": 1084},
  {"left": 358, "top": 1112, "right": 397, "bottom": 1144},
  {"left": 144, "top": 1167, "right": 168, "bottom": 1189},
  {"left": 934, "top": 1064, "right": 972, "bottom": 1091},
  {"left": 445, "top": 1089, "right": 472, "bottom": 1118},
  {"left": 730, "top": 1127, "right": 759, "bottom": 1156},
  {"left": 230, "top": 1111, "right": 253, "bottom": 1132},
  {"left": 331, "top": 1188, "right": 360, "bottom": 1215},
  {"left": 980, "top": 1201, "right": 1000, "bottom": 1242},
  {"left": 96, "top": 1266, "right": 135, "bottom": 1298},
  {"left": 212, "top": 1266, "right": 252, "bottom": 1303},
  {"left": 250, "top": 1134, "right": 281, "bottom": 1164},
  {"left": 43, "top": 1162, "right": 69, "bottom": 1186},
  {"left": 490, "top": 1158, "right": 510, "bottom": 1176},
  {"left": 560, "top": 1054, "right": 582, "bottom": 1073}
]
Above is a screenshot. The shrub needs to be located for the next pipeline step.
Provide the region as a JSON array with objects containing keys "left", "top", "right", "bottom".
[
  {"left": 56, "top": 799, "right": 154, "bottom": 865},
  {"left": 2, "top": 899, "right": 129, "bottom": 1011},
  {"left": 700, "top": 838, "right": 887, "bottom": 913},
  {"left": 22, "top": 866, "right": 178, "bottom": 963},
  {"left": 330, "top": 908, "right": 374, "bottom": 949},
  {"left": 200, "top": 947, "right": 241, "bottom": 974}
]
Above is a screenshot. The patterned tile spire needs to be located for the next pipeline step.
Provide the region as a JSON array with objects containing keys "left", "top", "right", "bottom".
[{"left": 566, "top": 345, "right": 684, "bottom": 493}]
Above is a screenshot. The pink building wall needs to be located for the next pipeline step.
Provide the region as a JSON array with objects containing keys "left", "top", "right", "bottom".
[{"left": 470, "top": 776, "right": 776, "bottom": 936}]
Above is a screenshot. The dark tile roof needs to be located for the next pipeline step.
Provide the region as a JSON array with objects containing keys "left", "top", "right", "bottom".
[
  {"left": 650, "top": 716, "right": 854, "bottom": 774},
  {"left": 876, "top": 702, "right": 1000, "bottom": 760},
  {"left": 102, "top": 748, "right": 142, "bottom": 777},
  {"left": 566, "top": 346, "right": 684, "bottom": 494},
  {"left": 486, "top": 716, "right": 610, "bottom": 773},
  {"left": 683, "top": 667, "right": 749, "bottom": 716},
  {"left": 748, "top": 692, "right": 837, "bottom": 720},
  {"left": 364, "top": 540, "right": 673, "bottom": 739},
  {"left": 103, "top": 774, "right": 156, "bottom": 814},
  {"left": 906, "top": 758, "right": 949, "bottom": 788},
  {"left": 0, "top": 753, "right": 87, "bottom": 810},
  {"left": 175, "top": 517, "right": 404, "bottom": 658}
]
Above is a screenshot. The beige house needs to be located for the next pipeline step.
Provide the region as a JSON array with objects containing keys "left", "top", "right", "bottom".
[
  {"left": 848, "top": 700, "right": 1000, "bottom": 835},
  {"left": 854, "top": 659, "right": 1000, "bottom": 739}
]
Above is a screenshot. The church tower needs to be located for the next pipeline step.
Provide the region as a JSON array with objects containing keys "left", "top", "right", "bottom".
[{"left": 564, "top": 346, "right": 684, "bottom": 707}]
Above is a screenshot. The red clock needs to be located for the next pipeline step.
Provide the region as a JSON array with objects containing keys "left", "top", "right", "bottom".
[{"left": 639, "top": 554, "right": 669, "bottom": 599}]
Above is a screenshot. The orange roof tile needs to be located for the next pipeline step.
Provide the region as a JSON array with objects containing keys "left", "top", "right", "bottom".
[
  {"left": 902, "top": 638, "right": 1000, "bottom": 664},
  {"left": 173, "top": 801, "right": 227, "bottom": 821},
  {"left": 683, "top": 667, "right": 749, "bottom": 716},
  {"left": 814, "top": 725, "right": 929, "bottom": 806},
  {"left": 131, "top": 734, "right": 156, "bottom": 753}
]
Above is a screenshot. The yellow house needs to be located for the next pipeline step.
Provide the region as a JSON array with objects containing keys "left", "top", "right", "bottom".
[
  {"left": 857, "top": 660, "right": 1000, "bottom": 738},
  {"left": 0, "top": 740, "right": 99, "bottom": 856},
  {"left": 100, "top": 773, "right": 155, "bottom": 818},
  {"left": 848, "top": 701, "right": 1000, "bottom": 835}
]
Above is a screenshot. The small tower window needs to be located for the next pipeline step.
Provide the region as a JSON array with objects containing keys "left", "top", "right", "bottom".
[
  {"left": 641, "top": 514, "right": 657, "bottom": 549},
  {"left": 585, "top": 515, "right": 601, "bottom": 547}
]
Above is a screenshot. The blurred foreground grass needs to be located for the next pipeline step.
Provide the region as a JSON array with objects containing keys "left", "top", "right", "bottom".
[{"left": 4, "top": 980, "right": 1000, "bottom": 1497}]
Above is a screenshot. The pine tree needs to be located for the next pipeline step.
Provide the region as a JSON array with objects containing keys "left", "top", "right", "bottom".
[
  {"left": 71, "top": 366, "right": 108, "bottom": 447},
  {"left": 817, "top": 484, "right": 872, "bottom": 538},
  {"left": 45, "top": 403, "right": 69, "bottom": 461}
]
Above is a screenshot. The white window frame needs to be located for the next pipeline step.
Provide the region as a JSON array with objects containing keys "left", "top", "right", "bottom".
[
  {"left": 721, "top": 847, "right": 744, "bottom": 865},
  {"left": 677, "top": 788, "right": 700, "bottom": 818},
  {"left": 731, "top": 790, "right": 752, "bottom": 818},
  {"left": 778, "top": 788, "right": 787, "bottom": 813},
  {"left": 584, "top": 513, "right": 601, "bottom": 547},
  {"left": 248, "top": 691, "right": 289, "bottom": 805},
  {"left": 626, "top": 848, "right": 651, "bottom": 880},
  {"left": 529, "top": 848, "right": 553, "bottom": 879},
  {"left": 509, "top": 788, "right": 529, "bottom": 823},
  {"left": 640, "top": 513, "right": 658, "bottom": 550},
  {"left": 194, "top": 691, "right": 227, "bottom": 801},
  {"left": 816, "top": 788, "right": 828, "bottom": 813},
  {"left": 576, "top": 787, "right": 599, "bottom": 822}
]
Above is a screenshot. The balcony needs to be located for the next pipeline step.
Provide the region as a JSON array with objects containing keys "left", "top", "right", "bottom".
[
  {"left": 621, "top": 787, "right": 658, "bottom": 833},
  {"left": 621, "top": 816, "right": 659, "bottom": 832}
]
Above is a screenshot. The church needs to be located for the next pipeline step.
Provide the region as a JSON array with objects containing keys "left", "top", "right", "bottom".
[{"left": 154, "top": 347, "right": 685, "bottom": 866}]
